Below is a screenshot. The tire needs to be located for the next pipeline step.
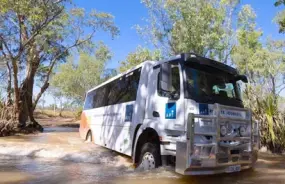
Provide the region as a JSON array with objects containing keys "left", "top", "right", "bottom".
[
  {"left": 86, "top": 131, "right": 92, "bottom": 142},
  {"left": 138, "top": 142, "right": 161, "bottom": 170}
]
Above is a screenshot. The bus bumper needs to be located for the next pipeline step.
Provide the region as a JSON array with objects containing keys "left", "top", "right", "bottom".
[
  {"left": 175, "top": 141, "right": 258, "bottom": 175},
  {"left": 178, "top": 164, "right": 253, "bottom": 175}
]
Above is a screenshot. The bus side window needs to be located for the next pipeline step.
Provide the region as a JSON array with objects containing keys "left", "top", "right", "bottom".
[
  {"left": 158, "top": 65, "right": 180, "bottom": 98},
  {"left": 107, "top": 68, "right": 141, "bottom": 106}
]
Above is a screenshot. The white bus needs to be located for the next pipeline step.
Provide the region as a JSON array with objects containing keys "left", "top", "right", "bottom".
[{"left": 79, "top": 53, "right": 259, "bottom": 175}]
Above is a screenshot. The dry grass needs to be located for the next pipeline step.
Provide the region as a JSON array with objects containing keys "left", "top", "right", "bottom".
[
  {"left": 34, "top": 109, "right": 76, "bottom": 118},
  {"left": 34, "top": 109, "right": 80, "bottom": 128}
]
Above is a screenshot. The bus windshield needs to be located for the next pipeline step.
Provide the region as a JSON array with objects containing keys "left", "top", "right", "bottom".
[{"left": 184, "top": 66, "right": 242, "bottom": 106}]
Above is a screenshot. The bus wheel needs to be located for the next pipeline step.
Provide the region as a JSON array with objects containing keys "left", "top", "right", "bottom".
[
  {"left": 86, "top": 131, "right": 92, "bottom": 142},
  {"left": 138, "top": 143, "right": 161, "bottom": 170}
]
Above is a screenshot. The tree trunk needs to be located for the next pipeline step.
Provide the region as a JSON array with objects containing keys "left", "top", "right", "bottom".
[
  {"left": 5, "top": 61, "right": 12, "bottom": 106},
  {"left": 11, "top": 59, "right": 20, "bottom": 120},
  {"left": 18, "top": 46, "right": 43, "bottom": 132},
  {"left": 54, "top": 102, "right": 56, "bottom": 116},
  {"left": 59, "top": 99, "right": 63, "bottom": 117}
]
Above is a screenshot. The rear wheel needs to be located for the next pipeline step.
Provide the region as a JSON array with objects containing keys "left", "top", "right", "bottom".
[
  {"left": 86, "top": 131, "right": 92, "bottom": 142},
  {"left": 138, "top": 143, "right": 161, "bottom": 170}
]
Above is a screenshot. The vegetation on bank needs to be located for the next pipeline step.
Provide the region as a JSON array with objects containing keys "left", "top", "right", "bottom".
[
  {"left": 1, "top": 0, "right": 285, "bottom": 153},
  {"left": 0, "top": 0, "right": 118, "bottom": 136}
]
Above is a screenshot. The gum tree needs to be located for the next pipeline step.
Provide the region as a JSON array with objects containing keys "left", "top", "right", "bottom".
[
  {"left": 275, "top": 0, "right": 285, "bottom": 33},
  {"left": 232, "top": 5, "right": 285, "bottom": 152},
  {"left": 51, "top": 43, "right": 114, "bottom": 104},
  {"left": 119, "top": 46, "right": 161, "bottom": 72},
  {"left": 136, "top": 0, "right": 240, "bottom": 62},
  {"left": 0, "top": 0, "right": 118, "bottom": 131}
]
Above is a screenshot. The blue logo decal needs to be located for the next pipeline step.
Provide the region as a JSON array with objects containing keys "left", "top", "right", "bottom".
[
  {"left": 165, "top": 103, "right": 176, "bottom": 119},
  {"left": 199, "top": 104, "right": 209, "bottom": 115},
  {"left": 125, "top": 104, "right": 133, "bottom": 122}
]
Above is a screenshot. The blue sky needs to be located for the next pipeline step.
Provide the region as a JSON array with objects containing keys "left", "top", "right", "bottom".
[
  {"left": 72, "top": 0, "right": 284, "bottom": 70},
  {"left": 73, "top": 0, "right": 149, "bottom": 70},
  {"left": 41, "top": 0, "right": 285, "bottom": 105}
]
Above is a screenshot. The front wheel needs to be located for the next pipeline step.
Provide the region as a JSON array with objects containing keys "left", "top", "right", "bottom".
[{"left": 138, "top": 143, "right": 161, "bottom": 170}]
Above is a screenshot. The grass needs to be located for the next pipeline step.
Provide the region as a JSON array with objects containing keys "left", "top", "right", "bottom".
[{"left": 34, "top": 109, "right": 77, "bottom": 119}]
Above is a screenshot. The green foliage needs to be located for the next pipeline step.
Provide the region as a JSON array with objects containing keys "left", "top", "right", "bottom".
[
  {"left": 260, "top": 94, "right": 285, "bottom": 153},
  {"left": 264, "top": 95, "right": 277, "bottom": 141},
  {"left": 119, "top": 46, "right": 161, "bottom": 72},
  {"left": 75, "top": 106, "right": 83, "bottom": 120},
  {"left": 136, "top": 0, "right": 240, "bottom": 62},
  {"left": 0, "top": 0, "right": 119, "bottom": 116},
  {"left": 275, "top": 0, "right": 285, "bottom": 7},
  {"left": 51, "top": 43, "right": 114, "bottom": 103},
  {"left": 274, "top": 0, "right": 285, "bottom": 33},
  {"left": 233, "top": 4, "right": 285, "bottom": 152}
]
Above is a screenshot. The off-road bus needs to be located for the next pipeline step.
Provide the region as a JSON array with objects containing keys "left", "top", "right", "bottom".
[{"left": 79, "top": 53, "right": 259, "bottom": 175}]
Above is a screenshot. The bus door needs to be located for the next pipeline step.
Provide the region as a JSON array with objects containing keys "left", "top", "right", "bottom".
[{"left": 146, "top": 63, "right": 185, "bottom": 132}]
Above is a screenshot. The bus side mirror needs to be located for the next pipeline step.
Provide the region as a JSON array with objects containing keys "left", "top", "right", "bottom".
[
  {"left": 159, "top": 63, "right": 172, "bottom": 92},
  {"left": 235, "top": 75, "right": 248, "bottom": 83}
]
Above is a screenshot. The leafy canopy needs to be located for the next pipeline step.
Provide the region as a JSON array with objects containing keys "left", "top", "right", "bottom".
[
  {"left": 0, "top": 0, "right": 119, "bottom": 116},
  {"left": 275, "top": 0, "right": 285, "bottom": 33},
  {"left": 51, "top": 43, "right": 114, "bottom": 103},
  {"left": 232, "top": 4, "right": 285, "bottom": 148},
  {"left": 136, "top": 0, "right": 240, "bottom": 62},
  {"left": 119, "top": 46, "right": 161, "bottom": 72}
]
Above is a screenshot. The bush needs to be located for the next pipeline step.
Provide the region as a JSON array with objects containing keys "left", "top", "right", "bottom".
[
  {"left": 75, "top": 107, "right": 83, "bottom": 120},
  {"left": 253, "top": 94, "right": 285, "bottom": 153}
]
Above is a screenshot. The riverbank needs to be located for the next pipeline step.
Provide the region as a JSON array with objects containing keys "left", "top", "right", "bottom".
[{"left": 34, "top": 111, "right": 80, "bottom": 128}]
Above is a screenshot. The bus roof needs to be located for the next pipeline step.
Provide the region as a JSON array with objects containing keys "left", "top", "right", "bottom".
[
  {"left": 86, "top": 53, "right": 238, "bottom": 93},
  {"left": 153, "top": 53, "right": 238, "bottom": 75}
]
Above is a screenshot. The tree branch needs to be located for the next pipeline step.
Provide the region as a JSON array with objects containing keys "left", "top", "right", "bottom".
[
  {"left": 33, "top": 34, "right": 94, "bottom": 109},
  {"left": 15, "top": 7, "right": 64, "bottom": 60},
  {"left": 0, "top": 34, "right": 15, "bottom": 59}
]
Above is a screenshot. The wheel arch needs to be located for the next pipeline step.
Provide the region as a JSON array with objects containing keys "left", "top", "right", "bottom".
[
  {"left": 132, "top": 124, "right": 142, "bottom": 157},
  {"left": 133, "top": 127, "right": 161, "bottom": 164}
]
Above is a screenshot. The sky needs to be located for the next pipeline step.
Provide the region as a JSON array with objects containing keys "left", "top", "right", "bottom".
[
  {"left": 73, "top": 0, "right": 150, "bottom": 70},
  {"left": 71, "top": 0, "right": 284, "bottom": 69},
  {"left": 41, "top": 0, "right": 285, "bottom": 105}
]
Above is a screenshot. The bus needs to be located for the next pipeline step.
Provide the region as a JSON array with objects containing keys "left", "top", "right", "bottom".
[{"left": 79, "top": 53, "right": 259, "bottom": 175}]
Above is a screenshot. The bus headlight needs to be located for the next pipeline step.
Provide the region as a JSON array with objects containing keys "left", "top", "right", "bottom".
[
  {"left": 239, "top": 126, "right": 247, "bottom": 137},
  {"left": 220, "top": 125, "right": 227, "bottom": 137}
]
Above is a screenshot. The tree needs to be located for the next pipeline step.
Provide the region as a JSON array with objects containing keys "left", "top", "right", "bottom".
[
  {"left": 51, "top": 43, "right": 113, "bottom": 104},
  {"left": 119, "top": 46, "right": 161, "bottom": 72},
  {"left": 275, "top": 0, "right": 285, "bottom": 33},
  {"left": 136, "top": 0, "right": 240, "bottom": 62},
  {"left": 38, "top": 94, "right": 46, "bottom": 110},
  {"left": 46, "top": 87, "right": 64, "bottom": 116},
  {"left": 232, "top": 5, "right": 285, "bottom": 152},
  {"left": 0, "top": 0, "right": 118, "bottom": 132}
]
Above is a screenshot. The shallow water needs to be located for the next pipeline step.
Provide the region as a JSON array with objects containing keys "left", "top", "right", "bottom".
[{"left": 0, "top": 127, "right": 284, "bottom": 184}]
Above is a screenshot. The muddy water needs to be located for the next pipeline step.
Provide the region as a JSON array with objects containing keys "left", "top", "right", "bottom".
[{"left": 0, "top": 127, "right": 284, "bottom": 184}]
